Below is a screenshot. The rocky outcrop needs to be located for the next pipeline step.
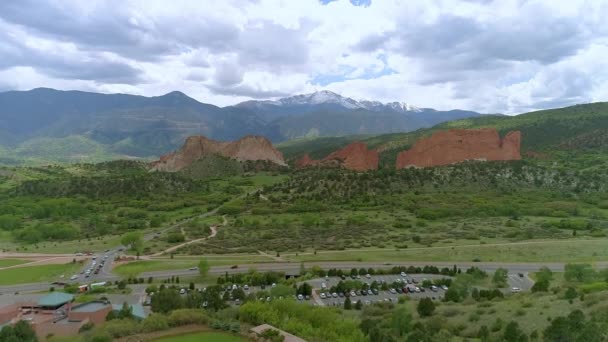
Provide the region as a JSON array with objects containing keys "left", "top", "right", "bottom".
[
  {"left": 296, "top": 142, "right": 379, "bottom": 171},
  {"left": 151, "top": 135, "right": 286, "bottom": 172},
  {"left": 395, "top": 128, "right": 521, "bottom": 169},
  {"left": 295, "top": 153, "right": 320, "bottom": 168}
]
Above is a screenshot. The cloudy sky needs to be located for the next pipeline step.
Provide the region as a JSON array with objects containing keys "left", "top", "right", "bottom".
[{"left": 0, "top": 0, "right": 607, "bottom": 114}]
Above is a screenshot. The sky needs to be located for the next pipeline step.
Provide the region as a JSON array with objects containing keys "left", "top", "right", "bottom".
[{"left": 0, "top": 0, "right": 607, "bottom": 114}]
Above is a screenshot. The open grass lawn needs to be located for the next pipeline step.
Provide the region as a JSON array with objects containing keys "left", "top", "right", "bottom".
[
  {"left": 0, "top": 262, "right": 81, "bottom": 285},
  {"left": 115, "top": 255, "right": 276, "bottom": 277},
  {"left": 114, "top": 260, "right": 200, "bottom": 277},
  {"left": 0, "top": 258, "right": 28, "bottom": 267},
  {"left": 285, "top": 239, "right": 608, "bottom": 263},
  {"left": 153, "top": 331, "right": 247, "bottom": 342}
]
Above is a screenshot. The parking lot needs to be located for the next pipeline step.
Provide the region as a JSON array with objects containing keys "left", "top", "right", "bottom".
[
  {"left": 174, "top": 271, "right": 535, "bottom": 309},
  {"left": 307, "top": 273, "right": 449, "bottom": 307}
]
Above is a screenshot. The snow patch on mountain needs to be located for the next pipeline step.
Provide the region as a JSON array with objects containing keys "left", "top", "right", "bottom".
[{"left": 240, "top": 90, "right": 422, "bottom": 113}]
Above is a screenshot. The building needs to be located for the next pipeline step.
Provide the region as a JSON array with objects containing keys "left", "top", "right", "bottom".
[
  {"left": 0, "top": 292, "right": 145, "bottom": 340},
  {"left": 69, "top": 301, "right": 112, "bottom": 325},
  {"left": 111, "top": 303, "right": 147, "bottom": 321}
]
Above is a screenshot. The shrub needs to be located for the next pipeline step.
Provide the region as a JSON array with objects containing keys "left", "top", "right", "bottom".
[
  {"left": 141, "top": 314, "right": 170, "bottom": 333},
  {"left": 168, "top": 309, "right": 208, "bottom": 327},
  {"left": 417, "top": 298, "right": 436, "bottom": 317},
  {"left": 78, "top": 321, "right": 94, "bottom": 333}
]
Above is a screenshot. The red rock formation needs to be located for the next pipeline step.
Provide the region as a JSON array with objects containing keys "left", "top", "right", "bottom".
[
  {"left": 296, "top": 142, "right": 378, "bottom": 171},
  {"left": 395, "top": 128, "right": 521, "bottom": 169},
  {"left": 323, "top": 142, "right": 379, "bottom": 171},
  {"left": 151, "top": 135, "right": 286, "bottom": 172},
  {"left": 295, "top": 153, "right": 320, "bottom": 168}
]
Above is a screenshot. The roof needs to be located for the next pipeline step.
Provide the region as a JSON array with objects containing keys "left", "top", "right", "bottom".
[
  {"left": 38, "top": 292, "right": 74, "bottom": 307},
  {"left": 112, "top": 304, "right": 147, "bottom": 320},
  {"left": 71, "top": 301, "right": 109, "bottom": 313}
]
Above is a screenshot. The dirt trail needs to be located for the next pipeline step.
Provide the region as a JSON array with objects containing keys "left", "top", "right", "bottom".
[
  {"left": 149, "top": 216, "right": 226, "bottom": 257},
  {"left": 0, "top": 255, "right": 88, "bottom": 270}
]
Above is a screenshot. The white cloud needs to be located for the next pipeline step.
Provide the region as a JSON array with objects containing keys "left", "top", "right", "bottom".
[{"left": 0, "top": 0, "right": 606, "bottom": 112}]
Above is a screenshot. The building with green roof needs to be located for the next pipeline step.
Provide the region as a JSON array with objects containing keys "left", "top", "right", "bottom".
[{"left": 37, "top": 292, "right": 74, "bottom": 309}]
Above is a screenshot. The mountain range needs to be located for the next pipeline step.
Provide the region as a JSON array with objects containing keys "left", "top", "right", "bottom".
[{"left": 0, "top": 88, "right": 482, "bottom": 164}]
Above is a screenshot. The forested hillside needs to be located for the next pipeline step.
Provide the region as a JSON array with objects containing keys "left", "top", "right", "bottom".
[{"left": 279, "top": 102, "right": 608, "bottom": 169}]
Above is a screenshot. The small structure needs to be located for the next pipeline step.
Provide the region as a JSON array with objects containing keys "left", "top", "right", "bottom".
[
  {"left": 69, "top": 301, "right": 112, "bottom": 325},
  {"left": 250, "top": 324, "right": 307, "bottom": 342},
  {"left": 111, "top": 303, "right": 147, "bottom": 321}
]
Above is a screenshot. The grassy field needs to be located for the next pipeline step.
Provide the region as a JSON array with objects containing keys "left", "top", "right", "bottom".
[
  {"left": 153, "top": 331, "right": 247, "bottom": 342},
  {"left": 0, "top": 262, "right": 81, "bottom": 285},
  {"left": 114, "top": 255, "right": 276, "bottom": 277},
  {"left": 0, "top": 258, "right": 28, "bottom": 267},
  {"left": 10, "top": 234, "right": 123, "bottom": 254},
  {"left": 114, "top": 260, "right": 200, "bottom": 277},
  {"left": 284, "top": 239, "right": 608, "bottom": 263}
]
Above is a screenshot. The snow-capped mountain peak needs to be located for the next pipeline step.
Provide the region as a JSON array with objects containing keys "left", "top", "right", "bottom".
[
  {"left": 386, "top": 101, "right": 421, "bottom": 112},
  {"left": 234, "top": 90, "right": 421, "bottom": 113},
  {"left": 277, "top": 90, "right": 363, "bottom": 109}
]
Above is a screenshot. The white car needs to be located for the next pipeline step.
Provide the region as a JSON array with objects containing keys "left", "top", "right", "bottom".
[
  {"left": 441, "top": 285, "right": 449, "bottom": 291},
  {"left": 320, "top": 293, "right": 326, "bottom": 299},
  {"left": 243, "top": 285, "right": 250, "bottom": 291},
  {"left": 511, "top": 287, "right": 521, "bottom": 293},
  {"left": 400, "top": 272, "right": 407, "bottom": 277},
  {"left": 70, "top": 275, "right": 78, "bottom": 280},
  {"left": 179, "top": 288, "right": 186, "bottom": 295}
]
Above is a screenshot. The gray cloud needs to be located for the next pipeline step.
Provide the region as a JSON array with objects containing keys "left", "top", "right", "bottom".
[
  {"left": 207, "top": 83, "right": 291, "bottom": 98},
  {"left": 238, "top": 21, "right": 309, "bottom": 70},
  {"left": 0, "top": 1, "right": 239, "bottom": 60},
  {"left": 213, "top": 62, "right": 244, "bottom": 87},
  {"left": 356, "top": 9, "right": 591, "bottom": 85},
  {"left": 0, "top": 29, "right": 143, "bottom": 83}
]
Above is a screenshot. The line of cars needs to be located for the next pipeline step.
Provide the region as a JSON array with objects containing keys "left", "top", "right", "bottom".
[{"left": 74, "top": 254, "right": 110, "bottom": 280}]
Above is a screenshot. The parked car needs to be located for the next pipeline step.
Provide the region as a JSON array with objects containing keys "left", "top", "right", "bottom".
[
  {"left": 320, "top": 293, "right": 326, "bottom": 299},
  {"left": 400, "top": 272, "right": 407, "bottom": 277},
  {"left": 511, "top": 287, "right": 521, "bottom": 293}
]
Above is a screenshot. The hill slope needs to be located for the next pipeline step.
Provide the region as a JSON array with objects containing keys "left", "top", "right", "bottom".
[
  {"left": 0, "top": 88, "right": 482, "bottom": 165},
  {"left": 278, "top": 102, "right": 608, "bottom": 169}
]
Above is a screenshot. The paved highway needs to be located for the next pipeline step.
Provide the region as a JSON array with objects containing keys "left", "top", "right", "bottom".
[
  {"left": 3, "top": 260, "right": 607, "bottom": 294},
  {"left": 138, "top": 260, "right": 608, "bottom": 279}
]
